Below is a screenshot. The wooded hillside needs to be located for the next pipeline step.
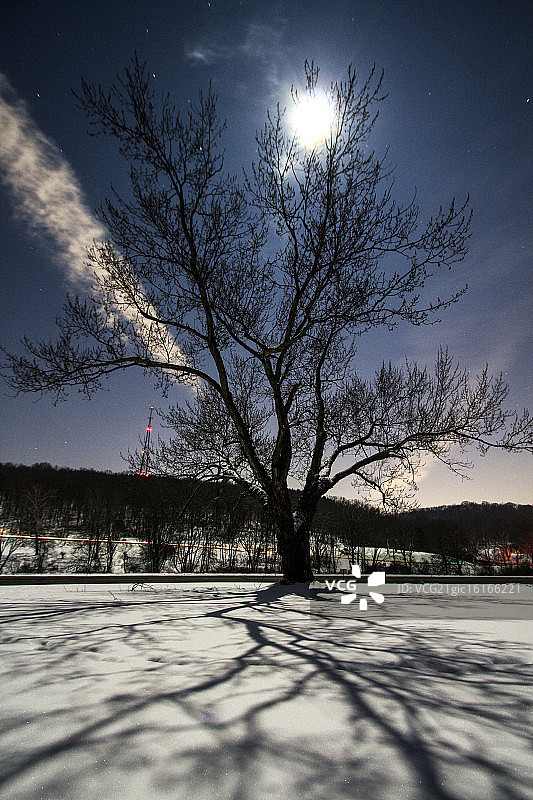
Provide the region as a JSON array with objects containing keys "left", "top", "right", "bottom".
[{"left": 0, "top": 463, "right": 531, "bottom": 574}]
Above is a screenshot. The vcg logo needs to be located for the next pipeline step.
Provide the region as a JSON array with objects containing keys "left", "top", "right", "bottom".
[{"left": 325, "top": 564, "right": 386, "bottom": 610}]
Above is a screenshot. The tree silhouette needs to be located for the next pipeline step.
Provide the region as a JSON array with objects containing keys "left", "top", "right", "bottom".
[{"left": 2, "top": 57, "right": 532, "bottom": 581}]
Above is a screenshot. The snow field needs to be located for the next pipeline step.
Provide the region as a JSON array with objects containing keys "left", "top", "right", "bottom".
[{"left": 0, "top": 582, "right": 531, "bottom": 800}]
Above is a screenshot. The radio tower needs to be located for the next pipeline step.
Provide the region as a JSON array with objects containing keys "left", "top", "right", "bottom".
[{"left": 138, "top": 406, "right": 154, "bottom": 477}]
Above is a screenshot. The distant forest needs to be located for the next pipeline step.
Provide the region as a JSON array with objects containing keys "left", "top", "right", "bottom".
[{"left": 0, "top": 462, "right": 531, "bottom": 575}]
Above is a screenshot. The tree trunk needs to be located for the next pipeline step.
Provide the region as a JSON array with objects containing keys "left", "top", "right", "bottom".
[
  {"left": 270, "top": 494, "right": 314, "bottom": 582},
  {"left": 279, "top": 529, "right": 313, "bottom": 581}
]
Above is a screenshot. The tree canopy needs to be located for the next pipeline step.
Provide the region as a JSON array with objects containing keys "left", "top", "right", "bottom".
[{"left": 2, "top": 57, "right": 531, "bottom": 581}]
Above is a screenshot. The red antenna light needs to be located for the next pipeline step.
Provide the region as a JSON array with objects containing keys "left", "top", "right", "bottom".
[{"left": 138, "top": 406, "right": 154, "bottom": 477}]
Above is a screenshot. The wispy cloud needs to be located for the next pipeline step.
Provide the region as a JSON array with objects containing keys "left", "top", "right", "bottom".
[
  {"left": 0, "top": 74, "right": 182, "bottom": 367},
  {"left": 0, "top": 73, "right": 105, "bottom": 289},
  {"left": 184, "top": 44, "right": 223, "bottom": 65},
  {"left": 240, "top": 20, "right": 287, "bottom": 95},
  {"left": 184, "top": 17, "right": 288, "bottom": 99}
]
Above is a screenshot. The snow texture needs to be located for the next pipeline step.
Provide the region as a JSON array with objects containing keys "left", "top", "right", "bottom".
[{"left": 0, "top": 581, "right": 531, "bottom": 800}]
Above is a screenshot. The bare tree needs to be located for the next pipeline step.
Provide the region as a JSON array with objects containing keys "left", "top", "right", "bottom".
[
  {"left": 2, "top": 57, "right": 531, "bottom": 581},
  {"left": 19, "top": 485, "right": 55, "bottom": 571}
]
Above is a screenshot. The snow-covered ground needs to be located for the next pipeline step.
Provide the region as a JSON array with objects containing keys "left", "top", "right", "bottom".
[{"left": 0, "top": 581, "right": 531, "bottom": 800}]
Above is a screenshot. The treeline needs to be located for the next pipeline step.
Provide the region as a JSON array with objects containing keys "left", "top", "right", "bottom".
[{"left": 0, "top": 462, "right": 531, "bottom": 574}]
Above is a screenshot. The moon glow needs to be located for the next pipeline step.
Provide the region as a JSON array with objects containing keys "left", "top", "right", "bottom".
[{"left": 292, "top": 92, "right": 335, "bottom": 148}]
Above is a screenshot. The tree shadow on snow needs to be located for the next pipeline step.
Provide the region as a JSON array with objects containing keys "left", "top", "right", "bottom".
[{"left": 0, "top": 582, "right": 531, "bottom": 800}]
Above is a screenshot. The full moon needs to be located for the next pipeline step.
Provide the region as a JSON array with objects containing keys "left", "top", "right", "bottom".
[{"left": 292, "top": 92, "right": 335, "bottom": 148}]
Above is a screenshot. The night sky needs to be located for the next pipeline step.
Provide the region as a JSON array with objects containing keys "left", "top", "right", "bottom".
[{"left": 0, "top": 0, "right": 531, "bottom": 506}]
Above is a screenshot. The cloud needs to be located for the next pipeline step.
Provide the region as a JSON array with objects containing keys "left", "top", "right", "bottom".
[
  {"left": 0, "top": 73, "right": 105, "bottom": 289},
  {"left": 184, "top": 17, "right": 288, "bottom": 99},
  {"left": 0, "top": 74, "right": 183, "bottom": 368},
  {"left": 184, "top": 44, "right": 221, "bottom": 65},
  {"left": 240, "top": 20, "right": 286, "bottom": 94}
]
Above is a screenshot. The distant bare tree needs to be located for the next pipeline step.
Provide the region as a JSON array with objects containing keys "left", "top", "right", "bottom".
[
  {"left": 2, "top": 57, "right": 532, "bottom": 581},
  {"left": 19, "top": 485, "right": 54, "bottom": 571},
  {"left": 0, "top": 512, "right": 24, "bottom": 573}
]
